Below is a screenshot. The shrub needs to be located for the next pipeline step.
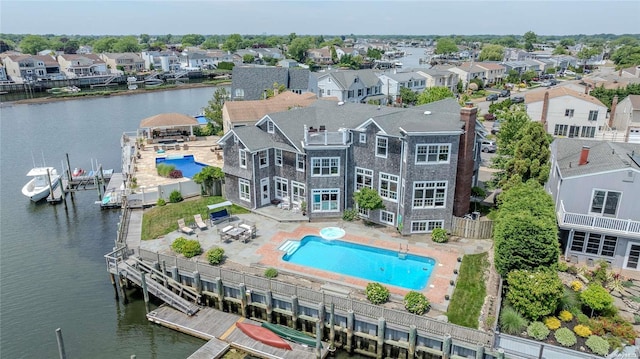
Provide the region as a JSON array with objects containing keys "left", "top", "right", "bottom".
[
  {"left": 558, "top": 310, "right": 573, "bottom": 322},
  {"left": 169, "top": 190, "right": 183, "bottom": 203},
  {"left": 169, "top": 169, "right": 183, "bottom": 178},
  {"left": 585, "top": 335, "right": 610, "bottom": 356},
  {"left": 554, "top": 327, "right": 577, "bottom": 347},
  {"left": 157, "top": 198, "right": 166, "bottom": 206},
  {"left": 558, "top": 287, "right": 580, "bottom": 314},
  {"left": 264, "top": 268, "right": 278, "bottom": 278},
  {"left": 171, "top": 237, "right": 188, "bottom": 253},
  {"left": 606, "top": 336, "right": 622, "bottom": 352},
  {"left": 527, "top": 321, "right": 550, "bottom": 340},
  {"left": 544, "top": 316, "right": 561, "bottom": 330},
  {"left": 506, "top": 270, "right": 564, "bottom": 320},
  {"left": 342, "top": 209, "right": 359, "bottom": 221},
  {"left": 557, "top": 261, "right": 568, "bottom": 272},
  {"left": 157, "top": 163, "right": 175, "bottom": 177},
  {"left": 206, "top": 247, "right": 225, "bottom": 265},
  {"left": 365, "top": 282, "right": 390, "bottom": 305},
  {"left": 574, "top": 324, "right": 592, "bottom": 338},
  {"left": 180, "top": 240, "right": 202, "bottom": 258},
  {"left": 403, "top": 291, "right": 430, "bottom": 315},
  {"left": 589, "top": 316, "right": 638, "bottom": 344},
  {"left": 570, "top": 280, "right": 583, "bottom": 292},
  {"left": 567, "top": 265, "right": 578, "bottom": 275},
  {"left": 471, "top": 186, "right": 486, "bottom": 198},
  {"left": 499, "top": 306, "right": 528, "bottom": 335},
  {"left": 581, "top": 283, "right": 614, "bottom": 316},
  {"left": 577, "top": 313, "right": 590, "bottom": 325},
  {"left": 431, "top": 228, "right": 449, "bottom": 243}
]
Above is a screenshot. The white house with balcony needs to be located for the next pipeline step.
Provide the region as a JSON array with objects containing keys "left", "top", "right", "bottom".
[{"left": 546, "top": 138, "right": 640, "bottom": 276}]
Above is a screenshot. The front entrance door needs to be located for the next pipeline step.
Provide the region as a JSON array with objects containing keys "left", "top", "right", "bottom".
[
  {"left": 260, "top": 178, "right": 270, "bottom": 206},
  {"left": 624, "top": 243, "right": 640, "bottom": 270}
]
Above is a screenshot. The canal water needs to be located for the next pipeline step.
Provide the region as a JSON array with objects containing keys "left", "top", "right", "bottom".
[{"left": 0, "top": 88, "right": 219, "bottom": 358}]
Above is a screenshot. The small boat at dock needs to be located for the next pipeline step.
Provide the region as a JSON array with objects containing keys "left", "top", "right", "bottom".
[
  {"left": 22, "top": 167, "right": 61, "bottom": 202},
  {"left": 235, "top": 322, "right": 292, "bottom": 350},
  {"left": 261, "top": 322, "right": 317, "bottom": 347}
]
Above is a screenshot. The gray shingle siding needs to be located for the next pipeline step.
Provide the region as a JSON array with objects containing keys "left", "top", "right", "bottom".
[{"left": 231, "top": 66, "right": 311, "bottom": 100}]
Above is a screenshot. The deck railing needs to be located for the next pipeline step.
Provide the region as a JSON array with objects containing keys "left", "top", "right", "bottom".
[
  {"left": 558, "top": 201, "right": 640, "bottom": 238},
  {"left": 304, "top": 127, "right": 349, "bottom": 146}
]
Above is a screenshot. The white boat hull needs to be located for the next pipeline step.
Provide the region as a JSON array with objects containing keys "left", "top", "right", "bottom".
[{"left": 22, "top": 167, "right": 61, "bottom": 202}]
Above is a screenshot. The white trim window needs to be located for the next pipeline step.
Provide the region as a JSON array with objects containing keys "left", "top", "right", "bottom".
[
  {"left": 275, "top": 148, "right": 283, "bottom": 166},
  {"left": 411, "top": 220, "right": 444, "bottom": 233},
  {"left": 570, "top": 231, "right": 617, "bottom": 257},
  {"left": 239, "top": 149, "right": 247, "bottom": 169},
  {"left": 311, "top": 157, "right": 340, "bottom": 176},
  {"left": 274, "top": 176, "right": 288, "bottom": 199},
  {"left": 359, "top": 133, "right": 367, "bottom": 143},
  {"left": 376, "top": 136, "right": 388, "bottom": 158},
  {"left": 357, "top": 204, "right": 369, "bottom": 218},
  {"left": 239, "top": 178, "right": 251, "bottom": 202},
  {"left": 554, "top": 124, "right": 568, "bottom": 136},
  {"left": 311, "top": 189, "right": 340, "bottom": 212},
  {"left": 380, "top": 210, "right": 395, "bottom": 225},
  {"left": 590, "top": 189, "right": 621, "bottom": 216},
  {"left": 416, "top": 144, "right": 450, "bottom": 164},
  {"left": 267, "top": 120, "right": 275, "bottom": 133},
  {"left": 354, "top": 167, "right": 373, "bottom": 191},
  {"left": 296, "top": 153, "right": 305, "bottom": 172},
  {"left": 258, "top": 150, "right": 269, "bottom": 168},
  {"left": 291, "top": 181, "right": 305, "bottom": 203},
  {"left": 581, "top": 126, "right": 595, "bottom": 138},
  {"left": 379, "top": 172, "right": 399, "bottom": 201},
  {"left": 587, "top": 110, "right": 598, "bottom": 122},
  {"left": 413, "top": 181, "right": 447, "bottom": 208},
  {"left": 565, "top": 109, "right": 574, "bottom": 117}
]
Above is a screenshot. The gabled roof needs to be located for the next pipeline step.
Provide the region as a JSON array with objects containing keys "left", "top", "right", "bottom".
[
  {"left": 525, "top": 87, "right": 606, "bottom": 107},
  {"left": 624, "top": 94, "right": 640, "bottom": 109},
  {"left": 475, "top": 62, "right": 505, "bottom": 71},
  {"left": 231, "top": 66, "right": 310, "bottom": 100},
  {"left": 379, "top": 71, "right": 427, "bottom": 82},
  {"left": 220, "top": 125, "right": 297, "bottom": 153},
  {"left": 317, "top": 69, "right": 381, "bottom": 89},
  {"left": 554, "top": 138, "right": 640, "bottom": 178},
  {"left": 225, "top": 91, "right": 317, "bottom": 123}
]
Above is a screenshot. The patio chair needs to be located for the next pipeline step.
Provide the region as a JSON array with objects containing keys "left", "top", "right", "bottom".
[
  {"left": 153, "top": 145, "right": 159, "bottom": 152},
  {"left": 280, "top": 198, "right": 290, "bottom": 210},
  {"left": 239, "top": 220, "right": 256, "bottom": 239},
  {"left": 177, "top": 218, "right": 195, "bottom": 235},
  {"left": 183, "top": 144, "right": 189, "bottom": 150},
  {"left": 175, "top": 144, "right": 180, "bottom": 150},
  {"left": 194, "top": 214, "right": 207, "bottom": 230},
  {"left": 239, "top": 231, "right": 251, "bottom": 243}
]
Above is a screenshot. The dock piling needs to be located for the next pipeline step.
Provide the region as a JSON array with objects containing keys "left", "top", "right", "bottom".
[
  {"left": 55, "top": 328, "right": 67, "bottom": 359},
  {"left": 141, "top": 272, "right": 150, "bottom": 313}
]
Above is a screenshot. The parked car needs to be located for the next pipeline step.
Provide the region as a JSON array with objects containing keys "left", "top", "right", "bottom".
[
  {"left": 491, "top": 121, "right": 502, "bottom": 134},
  {"left": 511, "top": 96, "right": 525, "bottom": 103},
  {"left": 499, "top": 89, "right": 510, "bottom": 97},
  {"left": 486, "top": 93, "right": 499, "bottom": 101},
  {"left": 481, "top": 140, "right": 497, "bottom": 153}
]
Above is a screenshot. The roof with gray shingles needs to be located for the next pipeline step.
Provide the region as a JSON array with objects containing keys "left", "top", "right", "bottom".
[
  {"left": 554, "top": 138, "right": 640, "bottom": 178},
  {"left": 380, "top": 71, "right": 427, "bottom": 82},
  {"left": 317, "top": 69, "right": 382, "bottom": 89},
  {"left": 231, "top": 66, "right": 310, "bottom": 100},
  {"left": 231, "top": 125, "right": 297, "bottom": 152},
  {"left": 289, "top": 68, "right": 311, "bottom": 90}
]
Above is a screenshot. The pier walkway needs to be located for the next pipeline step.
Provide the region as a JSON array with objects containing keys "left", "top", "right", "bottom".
[{"left": 148, "top": 305, "right": 327, "bottom": 359}]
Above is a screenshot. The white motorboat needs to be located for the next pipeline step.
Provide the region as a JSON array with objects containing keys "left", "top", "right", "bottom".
[{"left": 22, "top": 167, "right": 61, "bottom": 202}]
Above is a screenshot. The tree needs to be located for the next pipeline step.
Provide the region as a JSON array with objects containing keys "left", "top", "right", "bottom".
[
  {"left": 180, "top": 34, "right": 205, "bottom": 47},
  {"left": 222, "top": 34, "right": 243, "bottom": 52},
  {"left": 203, "top": 87, "right": 228, "bottom": 133},
  {"left": 478, "top": 44, "right": 505, "bottom": 61},
  {"left": 553, "top": 45, "right": 568, "bottom": 55},
  {"left": 288, "top": 37, "right": 310, "bottom": 62},
  {"left": 113, "top": 36, "right": 141, "bottom": 53},
  {"left": 92, "top": 37, "right": 118, "bottom": 53},
  {"left": 495, "top": 36, "right": 518, "bottom": 48},
  {"left": 523, "top": 31, "right": 537, "bottom": 51},
  {"left": 330, "top": 46, "right": 338, "bottom": 63},
  {"left": 559, "top": 38, "right": 575, "bottom": 47},
  {"left": 366, "top": 48, "right": 383, "bottom": 60},
  {"left": 200, "top": 38, "right": 219, "bottom": 50},
  {"left": 506, "top": 270, "right": 564, "bottom": 320},
  {"left": 502, "top": 122, "right": 551, "bottom": 188},
  {"left": 435, "top": 38, "right": 458, "bottom": 56},
  {"left": 353, "top": 187, "right": 384, "bottom": 213},
  {"left": 505, "top": 69, "right": 521, "bottom": 84},
  {"left": 19, "top": 35, "right": 49, "bottom": 54},
  {"left": 416, "top": 87, "right": 454, "bottom": 105},
  {"left": 610, "top": 45, "right": 640, "bottom": 69},
  {"left": 139, "top": 34, "right": 150, "bottom": 44},
  {"left": 580, "top": 283, "right": 614, "bottom": 316},
  {"left": 399, "top": 87, "right": 418, "bottom": 105},
  {"left": 265, "top": 82, "right": 287, "bottom": 98},
  {"left": 192, "top": 166, "right": 224, "bottom": 196},
  {"left": 242, "top": 54, "right": 255, "bottom": 63}
]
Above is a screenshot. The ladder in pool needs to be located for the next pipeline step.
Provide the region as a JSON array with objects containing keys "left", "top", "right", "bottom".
[
  {"left": 398, "top": 244, "right": 409, "bottom": 259},
  {"left": 278, "top": 240, "right": 300, "bottom": 256}
]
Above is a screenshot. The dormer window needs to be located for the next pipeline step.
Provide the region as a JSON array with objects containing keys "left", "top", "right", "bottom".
[
  {"left": 267, "top": 120, "right": 274, "bottom": 133},
  {"left": 354, "top": 77, "right": 359, "bottom": 83}
]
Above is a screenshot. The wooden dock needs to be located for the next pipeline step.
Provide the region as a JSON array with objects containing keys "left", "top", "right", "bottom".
[{"left": 148, "top": 306, "right": 328, "bottom": 359}]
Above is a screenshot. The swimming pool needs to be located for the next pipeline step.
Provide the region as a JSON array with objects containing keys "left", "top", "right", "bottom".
[
  {"left": 155, "top": 155, "right": 209, "bottom": 178},
  {"left": 281, "top": 236, "right": 435, "bottom": 290}
]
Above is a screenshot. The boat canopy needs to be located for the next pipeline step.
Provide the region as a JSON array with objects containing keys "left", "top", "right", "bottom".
[
  {"left": 26, "top": 167, "right": 56, "bottom": 176},
  {"left": 207, "top": 201, "right": 232, "bottom": 212}
]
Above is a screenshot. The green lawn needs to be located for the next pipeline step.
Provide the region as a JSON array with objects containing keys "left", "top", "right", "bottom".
[
  {"left": 446, "top": 252, "right": 489, "bottom": 328},
  {"left": 141, "top": 196, "right": 249, "bottom": 240}
]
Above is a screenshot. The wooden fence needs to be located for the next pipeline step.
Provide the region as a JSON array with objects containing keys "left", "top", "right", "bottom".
[{"left": 450, "top": 216, "right": 493, "bottom": 239}]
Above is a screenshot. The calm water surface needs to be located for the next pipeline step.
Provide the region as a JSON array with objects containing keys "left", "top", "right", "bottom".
[{"left": 0, "top": 88, "right": 221, "bottom": 358}]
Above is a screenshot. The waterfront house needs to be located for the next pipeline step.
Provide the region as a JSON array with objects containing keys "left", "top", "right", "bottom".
[
  {"left": 217, "top": 98, "right": 480, "bottom": 235},
  {"left": 310, "top": 69, "right": 384, "bottom": 103},
  {"left": 2, "top": 54, "right": 49, "bottom": 82},
  {"left": 99, "top": 53, "right": 145, "bottom": 73},
  {"left": 525, "top": 87, "right": 607, "bottom": 139},
  {"left": 57, "top": 54, "right": 108, "bottom": 78},
  {"left": 0, "top": 65, "right": 8, "bottom": 83},
  {"left": 140, "top": 51, "right": 181, "bottom": 72},
  {"left": 377, "top": 71, "right": 427, "bottom": 104},
  {"left": 545, "top": 138, "right": 640, "bottom": 274},
  {"left": 231, "top": 66, "right": 311, "bottom": 100}
]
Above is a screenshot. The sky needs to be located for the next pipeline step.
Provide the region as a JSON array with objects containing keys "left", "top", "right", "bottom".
[{"left": 1, "top": 1, "right": 638, "bottom": 37}]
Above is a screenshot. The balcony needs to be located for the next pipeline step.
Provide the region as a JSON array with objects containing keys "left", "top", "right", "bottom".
[
  {"left": 304, "top": 125, "right": 349, "bottom": 146},
  {"left": 558, "top": 201, "right": 640, "bottom": 239}
]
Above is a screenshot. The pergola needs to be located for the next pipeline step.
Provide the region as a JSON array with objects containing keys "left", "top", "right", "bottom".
[{"left": 139, "top": 113, "right": 199, "bottom": 142}]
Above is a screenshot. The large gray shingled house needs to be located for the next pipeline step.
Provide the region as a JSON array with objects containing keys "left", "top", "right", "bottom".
[{"left": 217, "top": 98, "right": 480, "bottom": 235}]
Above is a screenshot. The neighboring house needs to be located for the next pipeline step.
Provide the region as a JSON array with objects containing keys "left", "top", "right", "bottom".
[
  {"left": 525, "top": 87, "right": 607, "bottom": 138},
  {"left": 377, "top": 71, "right": 427, "bottom": 103},
  {"left": 2, "top": 54, "right": 48, "bottom": 82},
  {"left": 0, "top": 65, "right": 9, "bottom": 83},
  {"left": 417, "top": 68, "right": 459, "bottom": 93},
  {"left": 306, "top": 47, "right": 334, "bottom": 65},
  {"left": 446, "top": 62, "right": 487, "bottom": 86},
  {"left": 311, "top": 69, "right": 384, "bottom": 103},
  {"left": 621, "top": 65, "right": 640, "bottom": 79},
  {"left": 611, "top": 95, "right": 640, "bottom": 143},
  {"left": 231, "top": 66, "right": 311, "bottom": 100},
  {"left": 99, "top": 53, "right": 145, "bottom": 73},
  {"left": 180, "top": 51, "right": 216, "bottom": 70},
  {"left": 222, "top": 91, "right": 317, "bottom": 133},
  {"left": 475, "top": 62, "right": 506, "bottom": 84},
  {"left": 57, "top": 54, "right": 108, "bottom": 77},
  {"left": 140, "top": 51, "right": 181, "bottom": 72},
  {"left": 278, "top": 59, "right": 299, "bottom": 68},
  {"left": 76, "top": 45, "right": 93, "bottom": 55},
  {"left": 546, "top": 138, "right": 640, "bottom": 273},
  {"left": 254, "top": 48, "right": 284, "bottom": 61},
  {"left": 32, "top": 55, "right": 63, "bottom": 80},
  {"left": 205, "top": 50, "right": 236, "bottom": 66},
  {"left": 216, "top": 98, "right": 481, "bottom": 235}
]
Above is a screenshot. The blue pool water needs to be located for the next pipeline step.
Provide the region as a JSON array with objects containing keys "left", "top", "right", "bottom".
[
  {"left": 155, "top": 155, "right": 209, "bottom": 178},
  {"left": 282, "top": 236, "right": 435, "bottom": 290}
]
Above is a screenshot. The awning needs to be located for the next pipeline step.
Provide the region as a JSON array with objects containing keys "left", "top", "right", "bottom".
[{"left": 207, "top": 201, "right": 233, "bottom": 212}]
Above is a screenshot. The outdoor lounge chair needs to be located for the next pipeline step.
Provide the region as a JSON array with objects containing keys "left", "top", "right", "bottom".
[
  {"left": 209, "top": 208, "right": 230, "bottom": 224},
  {"left": 194, "top": 214, "right": 207, "bottom": 230},
  {"left": 178, "top": 218, "right": 195, "bottom": 235}
]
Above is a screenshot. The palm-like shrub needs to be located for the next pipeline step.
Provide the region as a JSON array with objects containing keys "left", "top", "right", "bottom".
[
  {"left": 574, "top": 324, "right": 592, "bottom": 338},
  {"left": 365, "top": 282, "right": 390, "bottom": 305},
  {"left": 403, "top": 291, "right": 430, "bottom": 315},
  {"left": 558, "top": 310, "right": 573, "bottom": 322},
  {"left": 206, "top": 247, "right": 225, "bottom": 265},
  {"left": 264, "top": 268, "right": 278, "bottom": 278},
  {"left": 527, "top": 321, "right": 550, "bottom": 340},
  {"left": 544, "top": 316, "right": 561, "bottom": 330},
  {"left": 554, "top": 327, "right": 577, "bottom": 347},
  {"left": 157, "top": 163, "right": 175, "bottom": 177},
  {"left": 586, "top": 335, "right": 610, "bottom": 356},
  {"left": 499, "top": 306, "right": 528, "bottom": 335},
  {"left": 431, "top": 228, "right": 449, "bottom": 243}
]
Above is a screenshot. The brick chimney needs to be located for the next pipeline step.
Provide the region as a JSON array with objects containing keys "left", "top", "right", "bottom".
[
  {"left": 609, "top": 95, "right": 619, "bottom": 128},
  {"left": 540, "top": 91, "right": 550, "bottom": 133},
  {"left": 454, "top": 102, "right": 477, "bottom": 217},
  {"left": 579, "top": 146, "right": 590, "bottom": 166}
]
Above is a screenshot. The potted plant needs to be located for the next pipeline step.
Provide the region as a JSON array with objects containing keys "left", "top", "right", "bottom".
[{"left": 300, "top": 200, "right": 307, "bottom": 216}]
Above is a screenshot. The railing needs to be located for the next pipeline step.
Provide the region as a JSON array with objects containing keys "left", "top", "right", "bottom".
[
  {"left": 558, "top": 201, "right": 640, "bottom": 238},
  {"left": 304, "top": 127, "right": 348, "bottom": 146}
]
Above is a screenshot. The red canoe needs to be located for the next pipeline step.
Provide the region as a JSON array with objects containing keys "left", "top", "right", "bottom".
[{"left": 236, "top": 322, "right": 292, "bottom": 350}]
